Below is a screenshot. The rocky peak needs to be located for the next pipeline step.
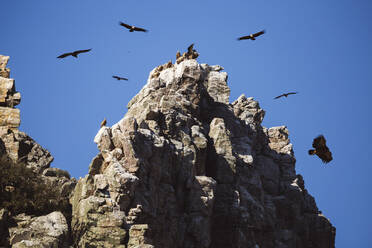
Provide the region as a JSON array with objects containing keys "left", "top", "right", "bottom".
[{"left": 73, "top": 57, "right": 335, "bottom": 247}]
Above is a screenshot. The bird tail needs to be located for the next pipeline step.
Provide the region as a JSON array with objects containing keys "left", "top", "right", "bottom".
[{"left": 308, "top": 149, "right": 316, "bottom": 155}]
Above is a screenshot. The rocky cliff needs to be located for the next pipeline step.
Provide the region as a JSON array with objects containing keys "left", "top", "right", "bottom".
[
  {"left": 0, "top": 54, "right": 335, "bottom": 247},
  {"left": 0, "top": 55, "right": 76, "bottom": 247}
]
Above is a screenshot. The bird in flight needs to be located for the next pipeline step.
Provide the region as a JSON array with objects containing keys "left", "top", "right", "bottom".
[
  {"left": 274, "top": 92, "right": 298, "bottom": 99},
  {"left": 237, "top": 30, "right": 265, "bottom": 41},
  {"left": 100, "top": 118, "right": 107, "bottom": 128},
  {"left": 57, "top": 49, "right": 92, "bottom": 59},
  {"left": 308, "top": 135, "right": 333, "bottom": 163},
  {"left": 119, "top": 22, "right": 148, "bottom": 32},
  {"left": 112, "top": 75, "right": 128, "bottom": 81}
]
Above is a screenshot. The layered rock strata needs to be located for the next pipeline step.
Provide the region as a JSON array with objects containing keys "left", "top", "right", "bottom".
[
  {"left": 71, "top": 57, "right": 335, "bottom": 247},
  {"left": 0, "top": 55, "right": 76, "bottom": 247}
]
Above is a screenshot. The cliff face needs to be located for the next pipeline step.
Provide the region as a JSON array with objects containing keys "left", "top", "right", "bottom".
[
  {"left": 0, "top": 54, "right": 335, "bottom": 248},
  {"left": 0, "top": 55, "right": 76, "bottom": 247},
  {"left": 72, "top": 58, "right": 335, "bottom": 247}
]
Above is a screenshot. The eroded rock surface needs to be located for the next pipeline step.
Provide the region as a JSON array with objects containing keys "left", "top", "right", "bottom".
[{"left": 72, "top": 58, "right": 335, "bottom": 247}]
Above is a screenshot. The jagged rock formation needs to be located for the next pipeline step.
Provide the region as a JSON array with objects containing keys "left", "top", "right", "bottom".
[
  {"left": 0, "top": 55, "right": 76, "bottom": 247},
  {"left": 71, "top": 56, "right": 335, "bottom": 248},
  {"left": 0, "top": 53, "right": 335, "bottom": 247}
]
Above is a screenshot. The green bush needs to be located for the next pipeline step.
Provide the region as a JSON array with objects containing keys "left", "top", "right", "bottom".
[{"left": 0, "top": 160, "right": 70, "bottom": 216}]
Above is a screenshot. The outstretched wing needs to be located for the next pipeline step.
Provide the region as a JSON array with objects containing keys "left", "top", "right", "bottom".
[
  {"left": 57, "top": 52, "right": 72, "bottom": 58},
  {"left": 274, "top": 94, "right": 285, "bottom": 99},
  {"left": 75, "top": 49, "right": 91, "bottom": 55},
  {"left": 287, "top": 92, "right": 298, "bottom": 96},
  {"left": 253, "top": 30, "right": 265, "bottom": 38},
  {"left": 119, "top": 22, "right": 132, "bottom": 30},
  {"left": 133, "top": 26, "right": 148, "bottom": 32},
  {"left": 237, "top": 35, "right": 251, "bottom": 40}
]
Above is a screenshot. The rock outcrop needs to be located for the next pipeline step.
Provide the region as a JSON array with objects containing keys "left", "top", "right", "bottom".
[
  {"left": 0, "top": 55, "right": 76, "bottom": 247},
  {"left": 71, "top": 56, "right": 335, "bottom": 247},
  {"left": 9, "top": 211, "right": 69, "bottom": 247},
  {"left": 0, "top": 53, "right": 335, "bottom": 247}
]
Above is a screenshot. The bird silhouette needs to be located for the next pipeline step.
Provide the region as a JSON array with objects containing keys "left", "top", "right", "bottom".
[
  {"left": 119, "top": 22, "right": 148, "bottom": 32},
  {"left": 112, "top": 75, "right": 128, "bottom": 81},
  {"left": 57, "top": 49, "right": 92, "bottom": 59},
  {"left": 237, "top": 30, "right": 265, "bottom": 41},
  {"left": 308, "top": 135, "right": 333, "bottom": 163},
  {"left": 274, "top": 92, "right": 298, "bottom": 99}
]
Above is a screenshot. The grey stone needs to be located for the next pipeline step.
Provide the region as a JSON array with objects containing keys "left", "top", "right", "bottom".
[
  {"left": 9, "top": 211, "right": 68, "bottom": 247},
  {"left": 0, "top": 54, "right": 334, "bottom": 247}
]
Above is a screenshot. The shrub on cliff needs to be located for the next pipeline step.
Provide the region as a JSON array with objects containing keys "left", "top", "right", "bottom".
[{"left": 0, "top": 160, "right": 69, "bottom": 216}]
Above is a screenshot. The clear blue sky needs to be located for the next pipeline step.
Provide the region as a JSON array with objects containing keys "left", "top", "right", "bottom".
[{"left": 2, "top": 1, "right": 372, "bottom": 246}]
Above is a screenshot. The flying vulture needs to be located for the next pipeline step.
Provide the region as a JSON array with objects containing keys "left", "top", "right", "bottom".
[
  {"left": 308, "top": 135, "right": 333, "bottom": 163},
  {"left": 237, "top": 30, "right": 265, "bottom": 41},
  {"left": 112, "top": 75, "right": 128, "bottom": 81},
  {"left": 274, "top": 92, "right": 298, "bottom": 99},
  {"left": 57, "top": 49, "right": 92, "bottom": 59},
  {"left": 100, "top": 118, "right": 107, "bottom": 128},
  {"left": 119, "top": 22, "right": 148, "bottom": 32}
]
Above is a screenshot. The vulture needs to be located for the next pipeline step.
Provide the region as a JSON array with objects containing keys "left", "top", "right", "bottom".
[
  {"left": 274, "top": 92, "right": 298, "bottom": 99},
  {"left": 176, "top": 51, "right": 181, "bottom": 59},
  {"left": 119, "top": 22, "right": 148, "bottom": 32},
  {"left": 187, "top": 43, "right": 194, "bottom": 54},
  {"left": 237, "top": 30, "right": 265, "bottom": 41},
  {"left": 57, "top": 49, "right": 91, "bottom": 59},
  {"left": 100, "top": 118, "right": 107, "bottom": 128},
  {"left": 112, "top": 75, "right": 128, "bottom": 81},
  {"left": 308, "top": 135, "right": 333, "bottom": 163}
]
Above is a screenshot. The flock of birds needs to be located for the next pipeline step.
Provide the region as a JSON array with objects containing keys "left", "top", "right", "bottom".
[{"left": 56, "top": 21, "right": 332, "bottom": 164}]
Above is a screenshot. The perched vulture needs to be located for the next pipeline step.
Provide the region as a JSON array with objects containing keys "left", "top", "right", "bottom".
[
  {"left": 274, "top": 92, "right": 298, "bottom": 99},
  {"left": 308, "top": 135, "right": 333, "bottom": 163},
  {"left": 57, "top": 49, "right": 91, "bottom": 59},
  {"left": 187, "top": 43, "right": 194, "bottom": 54},
  {"left": 112, "top": 75, "right": 128, "bottom": 81},
  {"left": 100, "top": 118, "right": 107, "bottom": 128},
  {"left": 237, "top": 30, "right": 265, "bottom": 41},
  {"left": 166, "top": 60, "right": 172, "bottom": 68},
  {"left": 119, "top": 22, "right": 148, "bottom": 32}
]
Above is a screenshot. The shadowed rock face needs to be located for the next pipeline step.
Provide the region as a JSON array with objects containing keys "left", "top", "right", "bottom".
[{"left": 72, "top": 59, "right": 335, "bottom": 247}]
